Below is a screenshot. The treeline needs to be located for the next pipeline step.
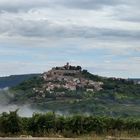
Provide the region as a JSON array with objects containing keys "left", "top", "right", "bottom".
[{"left": 0, "top": 111, "right": 140, "bottom": 137}]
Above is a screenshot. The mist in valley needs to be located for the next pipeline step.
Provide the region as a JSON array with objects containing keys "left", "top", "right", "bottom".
[
  {"left": 0, "top": 88, "right": 67, "bottom": 117},
  {"left": 0, "top": 88, "right": 45, "bottom": 117}
]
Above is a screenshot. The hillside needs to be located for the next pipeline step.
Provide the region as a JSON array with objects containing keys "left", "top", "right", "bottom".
[
  {"left": 2, "top": 63, "right": 140, "bottom": 117},
  {"left": 130, "top": 78, "right": 140, "bottom": 84},
  {"left": 0, "top": 74, "right": 40, "bottom": 88}
]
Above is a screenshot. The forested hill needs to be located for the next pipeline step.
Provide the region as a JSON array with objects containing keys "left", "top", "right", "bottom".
[
  {"left": 7, "top": 64, "right": 140, "bottom": 117},
  {"left": 0, "top": 74, "right": 40, "bottom": 88}
]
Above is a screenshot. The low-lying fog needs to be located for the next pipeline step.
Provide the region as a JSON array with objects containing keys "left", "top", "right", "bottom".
[
  {"left": 0, "top": 88, "right": 68, "bottom": 117},
  {"left": 0, "top": 104, "right": 44, "bottom": 117},
  {"left": 0, "top": 88, "right": 44, "bottom": 117}
]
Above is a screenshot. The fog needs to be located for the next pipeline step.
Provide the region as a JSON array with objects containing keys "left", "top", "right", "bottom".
[
  {"left": 0, "top": 104, "right": 44, "bottom": 117},
  {"left": 0, "top": 88, "right": 67, "bottom": 117},
  {"left": 0, "top": 88, "right": 45, "bottom": 117}
]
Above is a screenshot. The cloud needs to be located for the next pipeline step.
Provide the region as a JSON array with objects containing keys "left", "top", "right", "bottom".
[
  {"left": 0, "top": 0, "right": 140, "bottom": 78},
  {"left": 0, "top": 0, "right": 51, "bottom": 12},
  {"left": 111, "top": 4, "right": 140, "bottom": 23},
  {"left": 0, "top": 0, "right": 121, "bottom": 13},
  {"left": 0, "top": 0, "right": 140, "bottom": 40},
  {"left": 0, "top": 0, "right": 139, "bottom": 13},
  {"left": 55, "top": 0, "right": 123, "bottom": 10},
  {"left": 0, "top": 16, "right": 140, "bottom": 41}
]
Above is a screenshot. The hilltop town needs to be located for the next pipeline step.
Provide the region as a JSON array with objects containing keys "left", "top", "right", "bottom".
[
  {"left": 2, "top": 63, "right": 140, "bottom": 117},
  {"left": 32, "top": 63, "right": 103, "bottom": 96}
]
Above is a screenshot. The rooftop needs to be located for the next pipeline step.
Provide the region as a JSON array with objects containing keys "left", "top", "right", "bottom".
[{"left": 52, "top": 63, "right": 82, "bottom": 71}]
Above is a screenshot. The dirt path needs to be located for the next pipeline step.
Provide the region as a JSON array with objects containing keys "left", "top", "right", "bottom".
[{"left": 105, "top": 137, "right": 140, "bottom": 140}]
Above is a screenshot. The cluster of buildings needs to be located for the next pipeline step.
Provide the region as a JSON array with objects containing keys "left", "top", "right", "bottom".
[
  {"left": 42, "top": 77, "right": 103, "bottom": 92},
  {"left": 33, "top": 63, "right": 103, "bottom": 95},
  {"left": 43, "top": 62, "right": 81, "bottom": 80}
]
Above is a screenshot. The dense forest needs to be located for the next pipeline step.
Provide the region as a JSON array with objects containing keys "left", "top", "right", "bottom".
[{"left": 0, "top": 111, "right": 140, "bottom": 137}]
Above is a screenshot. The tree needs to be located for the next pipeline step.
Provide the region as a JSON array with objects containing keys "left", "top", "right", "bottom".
[
  {"left": 76, "top": 66, "right": 82, "bottom": 71},
  {"left": 0, "top": 110, "right": 21, "bottom": 134}
]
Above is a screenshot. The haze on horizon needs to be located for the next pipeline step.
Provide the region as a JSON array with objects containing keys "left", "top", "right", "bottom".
[{"left": 0, "top": 0, "right": 140, "bottom": 78}]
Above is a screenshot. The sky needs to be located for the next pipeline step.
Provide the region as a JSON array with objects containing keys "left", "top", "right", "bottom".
[{"left": 0, "top": 0, "right": 140, "bottom": 78}]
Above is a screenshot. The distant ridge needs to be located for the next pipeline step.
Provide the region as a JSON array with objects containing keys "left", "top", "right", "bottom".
[
  {"left": 129, "top": 78, "right": 140, "bottom": 84},
  {"left": 0, "top": 74, "right": 40, "bottom": 88}
]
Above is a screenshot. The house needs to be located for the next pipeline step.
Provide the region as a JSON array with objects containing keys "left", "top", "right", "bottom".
[{"left": 86, "top": 89, "right": 94, "bottom": 92}]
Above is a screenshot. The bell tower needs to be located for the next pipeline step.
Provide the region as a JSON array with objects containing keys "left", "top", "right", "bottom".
[{"left": 65, "top": 62, "right": 70, "bottom": 69}]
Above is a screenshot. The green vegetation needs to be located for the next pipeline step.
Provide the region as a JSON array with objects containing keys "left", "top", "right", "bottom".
[
  {"left": 1, "top": 69, "right": 139, "bottom": 117},
  {"left": 0, "top": 111, "right": 140, "bottom": 137},
  {"left": 82, "top": 69, "right": 103, "bottom": 81},
  {"left": 12, "top": 76, "right": 44, "bottom": 91},
  {"left": 0, "top": 69, "right": 140, "bottom": 137},
  {"left": 0, "top": 74, "right": 40, "bottom": 88}
]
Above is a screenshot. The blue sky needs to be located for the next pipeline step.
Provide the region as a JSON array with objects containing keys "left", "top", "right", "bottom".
[{"left": 0, "top": 0, "right": 140, "bottom": 78}]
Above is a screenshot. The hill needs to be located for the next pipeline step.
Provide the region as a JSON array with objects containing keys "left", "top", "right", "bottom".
[
  {"left": 0, "top": 74, "right": 40, "bottom": 88},
  {"left": 1, "top": 63, "right": 140, "bottom": 117}
]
